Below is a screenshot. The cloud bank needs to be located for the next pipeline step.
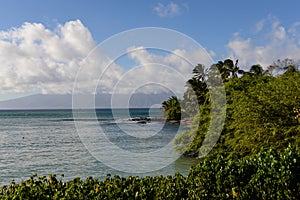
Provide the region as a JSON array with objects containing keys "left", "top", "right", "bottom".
[
  {"left": 227, "top": 16, "right": 300, "bottom": 69},
  {"left": 0, "top": 20, "right": 96, "bottom": 94},
  {"left": 0, "top": 20, "right": 210, "bottom": 96}
]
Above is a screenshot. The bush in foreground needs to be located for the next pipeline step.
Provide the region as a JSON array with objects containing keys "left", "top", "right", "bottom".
[{"left": 1, "top": 146, "right": 299, "bottom": 199}]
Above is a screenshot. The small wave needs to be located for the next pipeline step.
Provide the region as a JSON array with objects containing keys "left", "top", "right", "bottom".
[{"left": 52, "top": 118, "right": 114, "bottom": 122}]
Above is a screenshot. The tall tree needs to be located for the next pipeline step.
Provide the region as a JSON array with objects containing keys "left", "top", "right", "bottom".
[
  {"left": 224, "top": 59, "right": 240, "bottom": 78},
  {"left": 192, "top": 64, "right": 206, "bottom": 82},
  {"left": 162, "top": 96, "right": 181, "bottom": 121},
  {"left": 249, "top": 64, "right": 264, "bottom": 76},
  {"left": 216, "top": 59, "right": 242, "bottom": 81}
]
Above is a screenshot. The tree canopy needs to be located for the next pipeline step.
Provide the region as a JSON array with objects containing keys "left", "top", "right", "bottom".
[{"left": 169, "top": 58, "right": 300, "bottom": 159}]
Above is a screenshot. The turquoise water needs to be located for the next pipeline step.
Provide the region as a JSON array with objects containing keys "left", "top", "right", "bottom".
[{"left": 0, "top": 109, "right": 197, "bottom": 185}]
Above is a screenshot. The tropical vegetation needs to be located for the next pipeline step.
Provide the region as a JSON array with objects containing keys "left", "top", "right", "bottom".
[
  {"left": 161, "top": 96, "right": 181, "bottom": 121},
  {"left": 170, "top": 58, "right": 300, "bottom": 159},
  {"left": 1, "top": 146, "right": 299, "bottom": 199}
]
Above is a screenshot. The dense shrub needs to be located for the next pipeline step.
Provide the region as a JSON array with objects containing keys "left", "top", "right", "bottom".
[
  {"left": 1, "top": 146, "right": 299, "bottom": 199},
  {"left": 188, "top": 145, "right": 300, "bottom": 199}
]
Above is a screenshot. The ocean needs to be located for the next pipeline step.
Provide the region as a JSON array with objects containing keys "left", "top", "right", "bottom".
[{"left": 0, "top": 108, "right": 197, "bottom": 186}]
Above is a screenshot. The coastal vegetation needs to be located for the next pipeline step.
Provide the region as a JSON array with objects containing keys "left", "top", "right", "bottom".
[
  {"left": 0, "top": 146, "right": 299, "bottom": 199},
  {"left": 161, "top": 96, "right": 181, "bottom": 121},
  {"left": 163, "top": 58, "right": 300, "bottom": 159}
]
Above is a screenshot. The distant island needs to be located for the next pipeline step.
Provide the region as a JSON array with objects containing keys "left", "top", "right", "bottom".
[{"left": 0, "top": 93, "right": 173, "bottom": 110}]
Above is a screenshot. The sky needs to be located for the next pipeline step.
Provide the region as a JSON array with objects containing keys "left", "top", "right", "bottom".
[{"left": 0, "top": 0, "right": 300, "bottom": 100}]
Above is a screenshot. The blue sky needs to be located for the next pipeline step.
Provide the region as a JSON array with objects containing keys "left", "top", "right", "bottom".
[
  {"left": 0, "top": 0, "right": 300, "bottom": 100},
  {"left": 1, "top": 0, "right": 299, "bottom": 56}
]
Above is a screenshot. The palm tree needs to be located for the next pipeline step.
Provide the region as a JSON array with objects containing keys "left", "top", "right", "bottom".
[
  {"left": 161, "top": 100, "right": 169, "bottom": 112},
  {"left": 249, "top": 64, "right": 264, "bottom": 76},
  {"left": 187, "top": 75, "right": 208, "bottom": 105},
  {"left": 215, "top": 59, "right": 242, "bottom": 81},
  {"left": 224, "top": 59, "right": 240, "bottom": 78},
  {"left": 216, "top": 61, "right": 230, "bottom": 81},
  {"left": 162, "top": 96, "right": 181, "bottom": 120},
  {"left": 192, "top": 64, "right": 206, "bottom": 82}
]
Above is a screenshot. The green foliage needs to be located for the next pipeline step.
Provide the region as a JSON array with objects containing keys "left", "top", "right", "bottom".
[
  {"left": 217, "top": 71, "right": 300, "bottom": 159},
  {"left": 0, "top": 173, "right": 189, "bottom": 200},
  {"left": 188, "top": 145, "right": 300, "bottom": 199},
  {"left": 174, "top": 59, "right": 300, "bottom": 159},
  {"left": 174, "top": 95, "right": 211, "bottom": 156},
  {"left": 1, "top": 146, "right": 299, "bottom": 199},
  {"left": 162, "top": 96, "right": 181, "bottom": 121}
]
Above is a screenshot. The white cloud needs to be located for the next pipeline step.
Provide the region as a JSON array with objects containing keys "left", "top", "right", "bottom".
[
  {"left": 0, "top": 20, "right": 212, "bottom": 97},
  {"left": 153, "top": 2, "right": 181, "bottom": 18},
  {"left": 227, "top": 17, "right": 300, "bottom": 68},
  {"left": 104, "top": 46, "right": 212, "bottom": 95},
  {"left": 0, "top": 20, "right": 123, "bottom": 94}
]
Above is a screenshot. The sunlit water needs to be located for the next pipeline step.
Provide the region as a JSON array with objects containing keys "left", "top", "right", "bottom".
[{"left": 0, "top": 109, "right": 198, "bottom": 185}]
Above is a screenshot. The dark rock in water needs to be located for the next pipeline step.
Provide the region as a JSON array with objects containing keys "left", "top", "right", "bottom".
[
  {"left": 129, "top": 117, "right": 151, "bottom": 123},
  {"left": 137, "top": 120, "right": 147, "bottom": 124},
  {"left": 128, "top": 117, "right": 166, "bottom": 124}
]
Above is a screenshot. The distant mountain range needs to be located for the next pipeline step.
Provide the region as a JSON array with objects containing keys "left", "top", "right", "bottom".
[{"left": 0, "top": 93, "right": 173, "bottom": 109}]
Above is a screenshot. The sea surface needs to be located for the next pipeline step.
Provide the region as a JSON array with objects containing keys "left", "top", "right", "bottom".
[{"left": 0, "top": 109, "right": 197, "bottom": 186}]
